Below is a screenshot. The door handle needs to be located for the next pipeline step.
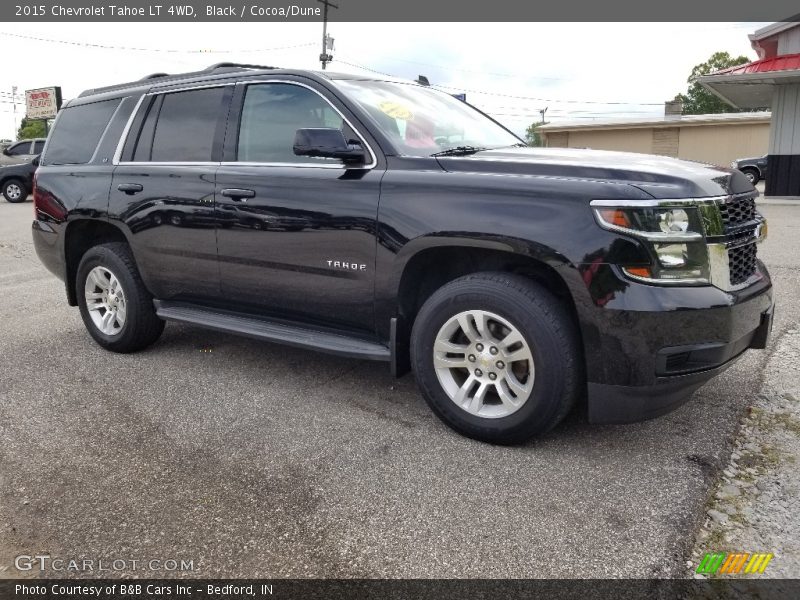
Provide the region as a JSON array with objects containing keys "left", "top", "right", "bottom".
[
  {"left": 117, "top": 183, "right": 143, "bottom": 195},
  {"left": 221, "top": 188, "right": 256, "bottom": 201}
]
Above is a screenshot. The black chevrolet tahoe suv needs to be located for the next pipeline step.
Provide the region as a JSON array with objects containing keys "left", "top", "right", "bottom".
[{"left": 32, "top": 63, "right": 774, "bottom": 444}]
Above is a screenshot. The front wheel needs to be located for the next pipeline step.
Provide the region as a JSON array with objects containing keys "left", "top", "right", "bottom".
[
  {"left": 76, "top": 242, "right": 164, "bottom": 353},
  {"left": 741, "top": 168, "right": 760, "bottom": 185},
  {"left": 411, "top": 272, "right": 582, "bottom": 444}
]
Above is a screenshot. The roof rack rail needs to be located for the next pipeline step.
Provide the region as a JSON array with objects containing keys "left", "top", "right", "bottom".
[
  {"left": 204, "top": 62, "right": 277, "bottom": 71},
  {"left": 135, "top": 63, "right": 275, "bottom": 82},
  {"left": 139, "top": 72, "right": 171, "bottom": 81},
  {"left": 79, "top": 63, "right": 280, "bottom": 98}
]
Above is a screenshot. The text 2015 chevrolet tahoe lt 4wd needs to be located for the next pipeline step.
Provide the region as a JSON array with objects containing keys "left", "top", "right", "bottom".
[{"left": 32, "top": 63, "right": 774, "bottom": 444}]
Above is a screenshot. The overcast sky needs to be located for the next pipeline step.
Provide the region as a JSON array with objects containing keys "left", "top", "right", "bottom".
[{"left": 0, "top": 21, "right": 768, "bottom": 140}]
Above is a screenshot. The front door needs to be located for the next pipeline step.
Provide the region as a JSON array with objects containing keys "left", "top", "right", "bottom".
[{"left": 214, "top": 81, "right": 383, "bottom": 333}]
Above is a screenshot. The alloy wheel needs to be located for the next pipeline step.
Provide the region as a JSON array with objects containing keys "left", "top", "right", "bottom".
[
  {"left": 5, "top": 183, "right": 22, "bottom": 201},
  {"left": 84, "top": 266, "right": 127, "bottom": 335},
  {"left": 433, "top": 309, "right": 535, "bottom": 418}
]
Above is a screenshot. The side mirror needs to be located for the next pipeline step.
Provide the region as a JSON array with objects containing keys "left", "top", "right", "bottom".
[
  {"left": 2, "top": 148, "right": 9, "bottom": 156},
  {"left": 32, "top": 156, "right": 40, "bottom": 166},
  {"left": 293, "top": 128, "right": 366, "bottom": 165}
]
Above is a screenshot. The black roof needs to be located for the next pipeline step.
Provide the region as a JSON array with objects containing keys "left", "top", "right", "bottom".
[
  {"left": 74, "top": 63, "right": 413, "bottom": 102},
  {"left": 77, "top": 63, "right": 279, "bottom": 98}
]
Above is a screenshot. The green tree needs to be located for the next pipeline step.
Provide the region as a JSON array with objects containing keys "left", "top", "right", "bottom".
[
  {"left": 676, "top": 51, "right": 751, "bottom": 115},
  {"left": 17, "top": 117, "right": 47, "bottom": 140},
  {"left": 525, "top": 122, "right": 547, "bottom": 147}
]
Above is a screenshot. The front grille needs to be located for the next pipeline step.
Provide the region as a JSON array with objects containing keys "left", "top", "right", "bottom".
[
  {"left": 714, "top": 193, "right": 761, "bottom": 288},
  {"left": 728, "top": 242, "right": 758, "bottom": 286},
  {"left": 719, "top": 195, "right": 756, "bottom": 227}
]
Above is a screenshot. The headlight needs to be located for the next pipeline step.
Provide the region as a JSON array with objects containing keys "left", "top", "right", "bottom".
[
  {"left": 730, "top": 160, "right": 738, "bottom": 169},
  {"left": 591, "top": 202, "right": 710, "bottom": 284}
]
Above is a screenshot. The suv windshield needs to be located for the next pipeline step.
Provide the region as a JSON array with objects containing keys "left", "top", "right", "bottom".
[{"left": 335, "top": 79, "right": 522, "bottom": 157}]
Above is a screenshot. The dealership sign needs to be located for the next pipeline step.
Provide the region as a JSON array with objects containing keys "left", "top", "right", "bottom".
[{"left": 25, "top": 87, "right": 62, "bottom": 119}]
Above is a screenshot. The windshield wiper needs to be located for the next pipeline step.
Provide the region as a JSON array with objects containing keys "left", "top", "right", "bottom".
[{"left": 430, "top": 145, "right": 488, "bottom": 157}]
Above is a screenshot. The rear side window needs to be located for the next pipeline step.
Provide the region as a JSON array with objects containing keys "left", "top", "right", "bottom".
[
  {"left": 32, "top": 140, "right": 45, "bottom": 154},
  {"left": 44, "top": 99, "right": 121, "bottom": 165},
  {"left": 142, "top": 87, "right": 225, "bottom": 162}
]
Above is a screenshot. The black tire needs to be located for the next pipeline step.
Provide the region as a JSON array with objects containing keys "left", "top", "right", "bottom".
[
  {"left": 76, "top": 242, "right": 165, "bottom": 353},
  {"left": 411, "top": 272, "right": 582, "bottom": 444},
  {"left": 2, "top": 178, "right": 28, "bottom": 203},
  {"left": 741, "top": 168, "right": 760, "bottom": 185}
]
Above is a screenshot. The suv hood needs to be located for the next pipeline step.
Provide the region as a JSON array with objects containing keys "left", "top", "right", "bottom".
[{"left": 435, "top": 147, "right": 753, "bottom": 199}]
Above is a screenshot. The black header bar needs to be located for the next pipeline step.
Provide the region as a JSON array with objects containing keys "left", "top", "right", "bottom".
[{"left": 3, "top": 1, "right": 800, "bottom": 22}]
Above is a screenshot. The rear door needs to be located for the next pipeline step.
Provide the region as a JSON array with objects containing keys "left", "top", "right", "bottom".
[
  {"left": 214, "top": 79, "right": 384, "bottom": 333},
  {"left": 109, "top": 84, "right": 233, "bottom": 301}
]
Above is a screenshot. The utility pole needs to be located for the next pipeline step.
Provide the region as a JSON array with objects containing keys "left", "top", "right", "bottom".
[
  {"left": 317, "top": 0, "right": 338, "bottom": 70},
  {"left": 11, "top": 86, "right": 18, "bottom": 138},
  {"left": 539, "top": 106, "right": 548, "bottom": 124}
]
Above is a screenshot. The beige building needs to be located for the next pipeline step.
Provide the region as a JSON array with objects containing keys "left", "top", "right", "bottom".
[{"left": 540, "top": 109, "right": 771, "bottom": 168}]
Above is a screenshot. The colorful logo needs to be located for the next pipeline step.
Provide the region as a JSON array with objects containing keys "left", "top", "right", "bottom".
[{"left": 696, "top": 552, "right": 774, "bottom": 575}]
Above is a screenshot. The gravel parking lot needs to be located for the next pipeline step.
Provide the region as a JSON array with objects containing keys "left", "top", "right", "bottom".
[{"left": 0, "top": 198, "right": 798, "bottom": 578}]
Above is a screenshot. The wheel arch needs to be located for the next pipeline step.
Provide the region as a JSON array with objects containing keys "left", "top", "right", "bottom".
[
  {"left": 63, "top": 218, "right": 129, "bottom": 306},
  {"left": 1, "top": 174, "right": 23, "bottom": 187},
  {"left": 741, "top": 165, "right": 761, "bottom": 177},
  {"left": 387, "top": 236, "right": 586, "bottom": 376},
  {"left": 1, "top": 175, "right": 27, "bottom": 193}
]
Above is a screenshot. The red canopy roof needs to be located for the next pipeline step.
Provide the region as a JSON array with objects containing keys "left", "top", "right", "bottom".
[{"left": 713, "top": 53, "right": 800, "bottom": 76}]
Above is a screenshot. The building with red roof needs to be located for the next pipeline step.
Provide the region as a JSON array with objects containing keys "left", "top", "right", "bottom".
[{"left": 700, "top": 20, "right": 800, "bottom": 197}]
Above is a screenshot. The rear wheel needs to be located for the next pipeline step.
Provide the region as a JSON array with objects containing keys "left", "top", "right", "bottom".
[
  {"left": 2, "top": 178, "right": 27, "bottom": 203},
  {"left": 411, "top": 272, "right": 582, "bottom": 444},
  {"left": 76, "top": 242, "right": 164, "bottom": 353}
]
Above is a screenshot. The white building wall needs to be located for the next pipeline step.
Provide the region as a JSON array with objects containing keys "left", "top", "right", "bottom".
[
  {"left": 777, "top": 27, "right": 800, "bottom": 55},
  {"left": 770, "top": 84, "right": 800, "bottom": 155}
]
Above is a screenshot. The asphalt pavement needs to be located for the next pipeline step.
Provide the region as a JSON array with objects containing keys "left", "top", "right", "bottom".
[{"left": 0, "top": 198, "right": 797, "bottom": 578}]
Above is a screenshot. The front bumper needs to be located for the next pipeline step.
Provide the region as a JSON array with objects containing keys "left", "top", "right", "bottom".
[
  {"left": 588, "top": 302, "right": 772, "bottom": 424},
  {"left": 584, "top": 267, "right": 774, "bottom": 424}
]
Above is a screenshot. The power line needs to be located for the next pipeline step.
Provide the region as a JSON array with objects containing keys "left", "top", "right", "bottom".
[
  {"left": 475, "top": 105, "right": 662, "bottom": 114},
  {"left": 489, "top": 113, "right": 659, "bottom": 120},
  {"left": 431, "top": 82, "right": 664, "bottom": 106},
  {"left": 335, "top": 56, "right": 665, "bottom": 107},
  {"left": 367, "top": 56, "right": 566, "bottom": 81},
  {"left": 0, "top": 31, "right": 316, "bottom": 54},
  {"left": 335, "top": 58, "right": 395, "bottom": 78},
  {"left": 488, "top": 110, "right": 662, "bottom": 117}
]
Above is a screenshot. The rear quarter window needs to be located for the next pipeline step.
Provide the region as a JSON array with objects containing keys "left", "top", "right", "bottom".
[{"left": 43, "top": 99, "right": 121, "bottom": 165}]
